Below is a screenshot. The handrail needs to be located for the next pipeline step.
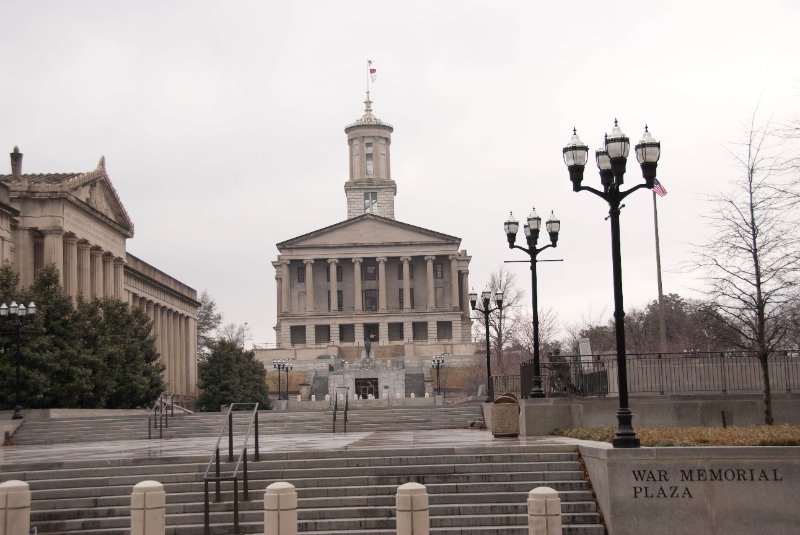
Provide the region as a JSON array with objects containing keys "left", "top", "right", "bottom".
[
  {"left": 147, "top": 391, "right": 173, "bottom": 439},
  {"left": 332, "top": 386, "right": 349, "bottom": 434},
  {"left": 202, "top": 403, "right": 260, "bottom": 535}
]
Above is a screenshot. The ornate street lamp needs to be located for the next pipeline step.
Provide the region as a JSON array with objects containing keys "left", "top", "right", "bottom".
[
  {"left": 469, "top": 288, "right": 504, "bottom": 403},
  {"left": 273, "top": 359, "right": 292, "bottom": 400},
  {"left": 431, "top": 354, "right": 445, "bottom": 395},
  {"left": 562, "top": 120, "right": 661, "bottom": 448},
  {"left": 0, "top": 301, "right": 37, "bottom": 420},
  {"left": 505, "top": 208, "right": 560, "bottom": 398}
]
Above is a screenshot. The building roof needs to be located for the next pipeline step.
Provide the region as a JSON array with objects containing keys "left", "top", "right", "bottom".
[{"left": 276, "top": 213, "right": 461, "bottom": 250}]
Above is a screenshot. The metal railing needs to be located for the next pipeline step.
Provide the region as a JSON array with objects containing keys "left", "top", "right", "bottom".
[
  {"left": 519, "top": 351, "right": 800, "bottom": 398},
  {"left": 332, "top": 386, "right": 349, "bottom": 433},
  {"left": 147, "top": 391, "right": 174, "bottom": 439},
  {"left": 202, "top": 403, "right": 260, "bottom": 535}
]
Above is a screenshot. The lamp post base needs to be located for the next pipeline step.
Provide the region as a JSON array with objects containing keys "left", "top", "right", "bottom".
[
  {"left": 12, "top": 405, "right": 23, "bottom": 420},
  {"left": 529, "top": 377, "right": 546, "bottom": 398},
  {"left": 612, "top": 408, "right": 640, "bottom": 448}
]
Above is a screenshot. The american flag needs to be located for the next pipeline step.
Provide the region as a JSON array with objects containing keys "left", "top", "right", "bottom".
[
  {"left": 368, "top": 59, "right": 377, "bottom": 83},
  {"left": 653, "top": 178, "right": 667, "bottom": 197}
]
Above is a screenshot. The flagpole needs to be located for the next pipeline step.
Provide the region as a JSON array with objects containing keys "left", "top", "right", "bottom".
[
  {"left": 653, "top": 190, "right": 668, "bottom": 353},
  {"left": 366, "top": 59, "right": 370, "bottom": 101}
]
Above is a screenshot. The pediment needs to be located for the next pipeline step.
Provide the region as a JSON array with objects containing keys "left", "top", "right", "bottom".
[
  {"left": 278, "top": 214, "right": 460, "bottom": 250},
  {"left": 67, "top": 159, "right": 134, "bottom": 234}
]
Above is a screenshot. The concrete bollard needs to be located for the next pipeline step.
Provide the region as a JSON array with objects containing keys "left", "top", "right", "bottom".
[
  {"left": 264, "top": 482, "right": 298, "bottom": 535},
  {"left": 410, "top": 393, "right": 415, "bottom": 398},
  {"left": 527, "top": 486, "right": 562, "bottom": 535},
  {"left": 325, "top": 394, "right": 330, "bottom": 402},
  {"left": 311, "top": 395, "right": 316, "bottom": 401},
  {"left": 296, "top": 395, "right": 301, "bottom": 402},
  {"left": 131, "top": 480, "right": 165, "bottom": 535},
  {"left": 396, "top": 482, "right": 429, "bottom": 535},
  {"left": 0, "top": 480, "right": 31, "bottom": 535}
]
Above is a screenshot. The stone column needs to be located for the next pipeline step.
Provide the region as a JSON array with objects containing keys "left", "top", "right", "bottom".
[
  {"left": 461, "top": 270, "right": 470, "bottom": 319},
  {"left": 281, "top": 262, "right": 290, "bottom": 314},
  {"left": 173, "top": 313, "right": 181, "bottom": 394},
  {"left": 153, "top": 304, "right": 162, "bottom": 359},
  {"left": 376, "top": 257, "right": 387, "bottom": 312},
  {"left": 63, "top": 236, "right": 79, "bottom": 301},
  {"left": 425, "top": 256, "right": 436, "bottom": 310},
  {"left": 13, "top": 228, "right": 35, "bottom": 288},
  {"left": 303, "top": 260, "right": 315, "bottom": 313},
  {"left": 352, "top": 258, "right": 363, "bottom": 311},
  {"left": 131, "top": 480, "right": 166, "bottom": 535},
  {"left": 77, "top": 242, "right": 92, "bottom": 299},
  {"left": 162, "top": 309, "right": 171, "bottom": 387},
  {"left": 103, "top": 255, "right": 114, "bottom": 297},
  {"left": 187, "top": 316, "right": 197, "bottom": 395},
  {"left": 0, "top": 480, "right": 31, "bottom": 535},
  {"left": 42, "top": 229, "right": 65, "bottom": 285},
  {"left": 449, "top": 255, "right": 460, "bottom": 310},
  {"left": 327, "top": 259, "right": 338, "bottom": 311},
  {"left": 90, "top": 248, "right": 104, "bottom": 298},
  {"left": 113, "top": 258, "right": 125, "bottom": 299},
  {"left": 401, "top": 257, "right": 412, "bottom": 310}
]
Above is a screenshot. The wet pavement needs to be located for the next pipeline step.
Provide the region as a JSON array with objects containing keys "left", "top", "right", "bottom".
[{"left": 0, "top": 429, "right": 589, "bottom": 465}]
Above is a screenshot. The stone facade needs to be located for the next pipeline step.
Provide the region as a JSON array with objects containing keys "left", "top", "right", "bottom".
[
  {"left": 267, "top": 96, "right": 474, "bottom": 363},
  {"left": 0, "top": 148, "right": 199, "bottom": 396}
]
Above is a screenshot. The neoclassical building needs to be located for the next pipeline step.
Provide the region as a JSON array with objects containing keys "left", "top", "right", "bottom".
[
  {"left": 0, "top": 147, "right": 199, "bottom": 396},
  {"left": 268, "top": 96, "right": 474, "bottom": 362}
]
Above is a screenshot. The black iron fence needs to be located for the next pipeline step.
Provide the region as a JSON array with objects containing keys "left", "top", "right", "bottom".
[{"left": 516, "top": 351, "right": 800, "bottom": 398}]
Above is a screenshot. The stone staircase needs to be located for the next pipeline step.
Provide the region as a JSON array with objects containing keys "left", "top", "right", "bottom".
[
  {"left": 8, "top": 405, "right": 485, "bottom": 445},
  {"left": 2, "top": 443, "right": 605, "bottom": 534}
]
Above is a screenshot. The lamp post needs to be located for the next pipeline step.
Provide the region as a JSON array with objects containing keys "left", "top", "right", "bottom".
[
  {"left": 504, "top": 208, "right": 560, "bottom": 398},
  {"left": 469, "top": 288, "right": 503, "bottom": 403},
  {"left": 562, "top": 120, "right": 661, "bottom": 448},
  {"left": 431, "top": 354, "right": 445, "bottom": 395},
  {"left": 273, "top": 359, "right": 292, "bottom": 401},
  {"left": 0, "top": 301, "right": 37, "bottom": 420}
]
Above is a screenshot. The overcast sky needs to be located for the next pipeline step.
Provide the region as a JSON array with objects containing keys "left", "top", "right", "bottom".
[{"left": 2, "top": 1, "right": 798, "bottom": 347}]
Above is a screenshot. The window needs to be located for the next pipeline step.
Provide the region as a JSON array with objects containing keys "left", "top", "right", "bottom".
[
  {"left": 434, "top": 262, "right": 444, "bottom": 279},
  {"left": 410, "top": 288, "right": 415, "bottom": 309},
  {"left": 290, "top": 325, "right": 306, "bottom": 345},
  {"left": 364, "top": 289, "right": 378, "bottom": 311},
  {"left": 398, "top": 288, "right": 404, "bottom": 308},
  {"left": 364, "top": 192, "right": 378, "bottom": 213},
  {"left": 363, "top": 264, "right": 377, "bottom": 281},
  {"left": 339, "top": 324, "right": 355, "bottom": 343},
  {"left": 397, "top": 264, "right": 403, "bottom": 280},
  {"left": 437, "top": 321, "right": 452, "bottom": 341},
  {"left": 388, "top": 323, "right": 404, "bottom": 342},
  {"left": 365, "top": 142, "right": 374, "bottom": 176},
  {"left": 326, "top": 265, "right": 343, "bottom": 282},
  {"left": 412, "top": 322, "right": 428, "bottom": 341},
  {"left": 297, "top": 267, "right": 305, "bottom": 283},
  {"left": 315, "top": 325, "right": 331, "bottom": 344}
]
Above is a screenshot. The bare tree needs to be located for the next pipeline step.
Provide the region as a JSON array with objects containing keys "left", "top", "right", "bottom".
[
  {"left": 218, "top": 322, "right": 252, "bottom": 349},
  {"left": 197, "top": 291, "right": 223, "bottom": 360},
  {"left": 693, "top": 107, "right": 800, "bottom": 424},
  {"left": 472, "top": 265, "right": 525, "bottom": 376},
  {"left": 511, "top": 306, "right": 561, "bottom": 363}
]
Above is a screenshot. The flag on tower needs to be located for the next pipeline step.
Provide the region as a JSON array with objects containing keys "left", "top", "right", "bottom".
[
  {"left": 368, "top": 59, "right": 377, "bottom": 83},
  {"left": 653, "top": 178, "right": 667, "bottom": 197}
]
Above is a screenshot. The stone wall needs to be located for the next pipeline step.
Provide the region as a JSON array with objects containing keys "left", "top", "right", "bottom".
[
  {"left": 519, "top": 394, "right": 800, "bottom": 436},
  {"left": 580, "top": 444, "right": 800, "bottom": 535}
]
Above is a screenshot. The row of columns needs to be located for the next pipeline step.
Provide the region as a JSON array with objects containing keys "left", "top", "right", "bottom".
[
  {"left": 130, "top": 292, "right": 197, "bottom": 396},
  {"left": 16, "top": 229, "right": 126, "bottom": 301},
  {"left": 278, "top": 255, "right": 466, "bottom": 314}
]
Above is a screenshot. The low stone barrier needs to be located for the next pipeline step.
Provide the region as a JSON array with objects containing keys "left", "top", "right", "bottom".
[
  {"left": 131, "top": 480, "right": 165, "bottom": 535},
  {"left": 527, "top": 487, "right": 562, "bottom": 535},
  {"left": 396, "top": 482, "right": 429, "bottom": 535},
  {"left": 0, "top": 480, "right": 31, "bottom": 535},
  {"left": 264, "top": 482, "right": 297, "bottom": 535},
  {"left": 580, "top": 444, "right": 799, "bottom": 535}
]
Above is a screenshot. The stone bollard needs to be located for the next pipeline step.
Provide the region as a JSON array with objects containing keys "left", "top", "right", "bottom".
[
  {"left": 311, "top": 395, "right": 316, "bottom": 401},
  {"left": 410, "top": 393, "right": 415, "bottom": 398},
  {"left": 527, "top": 487, "right": 562, "bottom": 535},
  {"left": 325, "top": 394, "right": 330, "bottom": 402},
  {"left": 396, "top": 482, "right": 428, "bottom": 535},
  {"left": 131, "top": 480, "right": 165, "bottom": 535},
  {"left": 264, "top": 482, "right": 298, "bottom": 535},
  {"left": 296, "top": 395, "right": 301, "bottom": 402},
  {"left": 0, "top": 480, "right": 31, "bottom": 535}
]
